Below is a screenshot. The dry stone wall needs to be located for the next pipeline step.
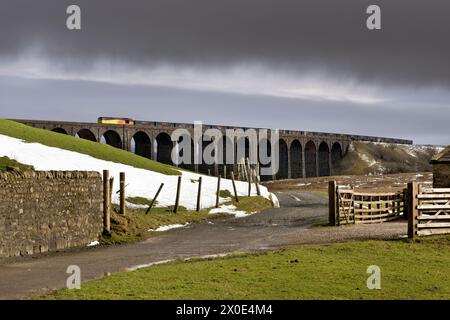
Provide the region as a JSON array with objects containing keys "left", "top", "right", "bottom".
[{"left": 0, "top": 170, "right": 103, "bottom": 258}]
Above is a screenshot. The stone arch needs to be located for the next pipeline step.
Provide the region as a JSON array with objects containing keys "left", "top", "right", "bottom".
[
  {"left": 101, "top": 130, "right": 122, "bottom": 149},
  {"left": 276, "top": 139, "right": 289, "bottom": 180},
  {"left": 305, "top": 140, "right": 317, "bottom": 178},
  {"left": 259, "top": 138, "right": 272, "bottom": 181},
  {"left": 76, "top": 129, "right": 97, "bottom": 142},
  {"left": 131, "top": 131, "right": 152, "bottom": 159},
  {"left": 51, "top": 127, "right": 68, "bottom": 135},
  {"left": 331, "top": 142, "right": 343, "bottom": 165},
  {"left": 156, "top": 132, "right": 173, "bottom": 165},
  {"left": 290, "top": 139, "right": 303, "bottom": 179},
  {"left": 318, "top": 141, "right": 330, "bottom": 177}
]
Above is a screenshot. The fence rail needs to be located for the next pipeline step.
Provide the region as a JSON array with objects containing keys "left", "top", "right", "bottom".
[
  {"left": 329, "top": 181, "right": 405, "bottom": 226},
  {"left": 408, "top": 182, "right": 450, "bottom": 239}
]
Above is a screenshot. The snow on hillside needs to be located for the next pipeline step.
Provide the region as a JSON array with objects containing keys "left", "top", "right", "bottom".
[
  {"left": 0, "top": 134, "right": 278, "bottom": 210},
  {"left": 336, "top": 141, "right": 444, "bottom": 176}
]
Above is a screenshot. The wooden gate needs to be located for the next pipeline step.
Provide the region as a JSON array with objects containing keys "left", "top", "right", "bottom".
[
  {"left": 329, "top": 181, "right": 405, "bottom": 226},
  {"left": 408, "top": 182, "right": 450, "bottom": 239}
]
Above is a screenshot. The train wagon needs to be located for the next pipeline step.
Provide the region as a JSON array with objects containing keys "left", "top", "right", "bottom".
[{"left": 98, "top": 117, "right": 135, "bottom": 125}]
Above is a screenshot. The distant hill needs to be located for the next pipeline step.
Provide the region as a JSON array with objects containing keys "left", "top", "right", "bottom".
[{"left": 333, "top": 142, "right": 444, "bottom": 175}]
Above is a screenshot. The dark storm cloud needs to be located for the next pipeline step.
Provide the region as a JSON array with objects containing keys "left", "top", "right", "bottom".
[
  {"left": 1, "top": 76, "right": 449, "bottom": 145},
  {"left": 1, "top": 0, "right": 450, "bottom": 88}
]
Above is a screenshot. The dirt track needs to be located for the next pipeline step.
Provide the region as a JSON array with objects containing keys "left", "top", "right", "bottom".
[
  {"left": 265, "top": 172, "right": 433, "bottom": 193},
  {"left": 0, "top": 192, "right": 407, "bottom": 299}
]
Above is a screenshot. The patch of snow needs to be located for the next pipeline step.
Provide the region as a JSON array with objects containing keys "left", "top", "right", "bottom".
[
  {"left": 87, "top": 241, "right": 100, "bottom": 247},
  {"left": 209, "top": 204, "right": 249, "bottom": 218},
  {"left": 359, "top": 153, "right": 377, "bottom": 167},
  {"left": 125, "top": 259, "right": 175, "bottom": 272},
  {"left": 270, "top": 193, "right": 280, "bottom": 208},
  {"left": 0, "top": 134, "right": 275, "bottom": 210},
  {"left": 149, "top": 223, "right": 190, "bottom": 232},
  {"left": 296, "top": 182, "right": 311, "bottom": 187},
  {"left": 125, "top": 201, "right": 148, "bottom": 210}
]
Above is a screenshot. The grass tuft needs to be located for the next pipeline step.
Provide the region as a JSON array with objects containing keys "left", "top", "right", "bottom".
[{"left": 0, "top": 156, "right": 34, "bottom": 171}]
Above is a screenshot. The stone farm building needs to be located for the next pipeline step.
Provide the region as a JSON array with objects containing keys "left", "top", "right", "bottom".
[{"left": 431, "top": 146, "right": 450, "bottom": 188}]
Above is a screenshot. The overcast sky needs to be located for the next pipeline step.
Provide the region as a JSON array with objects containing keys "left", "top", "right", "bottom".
[{"left": 1, "top": 0, "right": 449, "bottom": 145}]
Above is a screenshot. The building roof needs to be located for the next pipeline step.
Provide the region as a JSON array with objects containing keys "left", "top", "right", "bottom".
[{"left": 431, "top": 146, "right": 450, "bottom": 163}]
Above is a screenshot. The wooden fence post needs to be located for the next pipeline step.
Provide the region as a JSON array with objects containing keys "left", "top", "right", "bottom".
[
  {"left": 109, "top": 177, "right": 114, "bottom": 201},
  {"left": 407, "top": 181, "right": 419, "bottom": 240},
  {"left": 174, "top": 176, "right": 182, "bottom": 213},
  {"left": 328, "top": 180, "right": 337, "bottom": 226},
  {"left": 216, "top": 175, "right": 221, "bottom": 208},
  {"left": 119, "top": 172, "right": 126, "bottom": 216},
  {"left": 402, "top": 188, "right": 408, "bottom": 220},
  {"left": 146, "top": 183, "right": 164, "bottom": 215},
  {"left": 246, "top": 168, "right": 252, "bottom": 197},
  {"left": 196, "top": 176, "right": 202, "bottom": 212},
  {"left": 230, "top": 171, "right": 239, "bottom": 203},
  {"left": 253, "top": 168, "right": 261, "bottom": 196},
  {"left": 103, "top": 170, "right": 111, "bottom": 234}
]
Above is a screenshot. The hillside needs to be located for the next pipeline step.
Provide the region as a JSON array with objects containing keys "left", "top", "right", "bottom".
[
  {"left": 0, "top": 119, "right": 178, "bottom": 176},
  {"left": 333, "top": 141, "right": 443, "bottom": 176}
]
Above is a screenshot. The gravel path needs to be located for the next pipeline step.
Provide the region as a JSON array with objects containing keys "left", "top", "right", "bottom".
[{"left": 0, "top": 192, "right": 407, "bottom": 299}]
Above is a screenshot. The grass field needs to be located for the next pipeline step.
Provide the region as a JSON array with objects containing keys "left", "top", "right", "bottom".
[
  {"left": 44, "top": 235, "right": 450, "bottom": 300},
  {"left": 102, "top": 196, "right": 274, "bottom": 244},
  {"left": 0, "top": 119, "right": 179, "bottom": 176}
]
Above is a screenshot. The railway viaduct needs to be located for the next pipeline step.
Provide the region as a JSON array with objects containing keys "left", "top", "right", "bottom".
[{"left": 14, "top": 119, "right": 413, "bottom": 180}]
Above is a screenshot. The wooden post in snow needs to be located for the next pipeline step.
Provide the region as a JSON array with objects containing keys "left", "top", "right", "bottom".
[
  {"left": 247, "top": 165, "right": 252, "bottom": 197},
  {"left": 109, "top": 177, "right": 114, "bottom": 201},
  {"left": 196, "top": 177, "right": 202, "bottom": 212},
  {"left": 174, "top": 176, "right": 182, "bottom": 213},
  {"left": 230, "top": 171, "right": 239, "bottom": 203},
  {"left": 146, "top": 183, "right": 164, "bottom": 215},
  {"left": 215, "top": 175, "right": 221, "bottom": 208},
  {"left": 253, "top": 168, "right": 261, "bottom": 196},
  {"left": 103, "top": 170, "right": 111, "bottom": 234},
  {"left": 119, "top": 172, "right": 126, "bottom": 216}
]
